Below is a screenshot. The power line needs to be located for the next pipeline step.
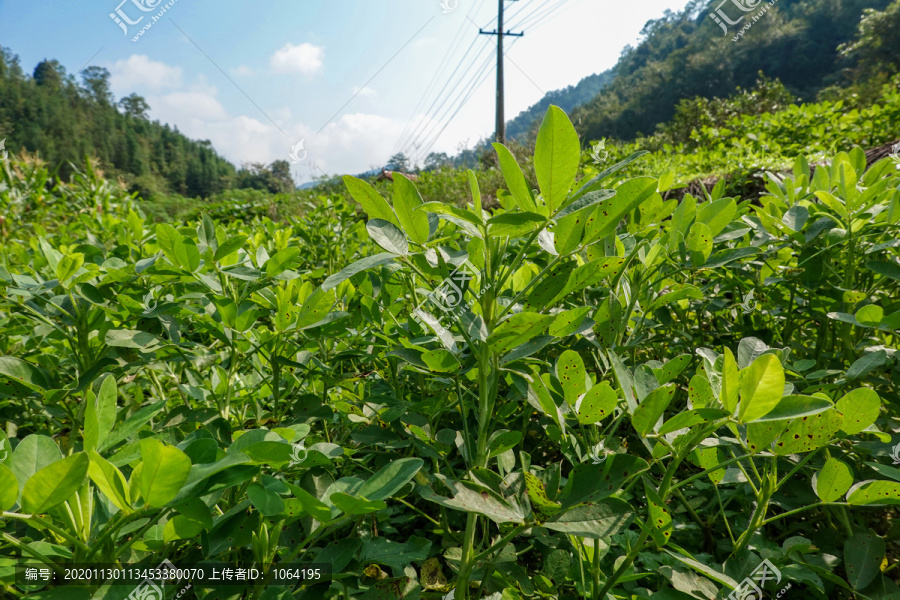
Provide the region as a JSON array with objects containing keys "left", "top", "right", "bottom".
[
  {"left": 392, "top": 0, "right": 489, "bottom": 155},
  {"left": 411, "top": 36, "right": 524, "bottom": 165},
  {"left": 391, "top": 0, "right": 486, "bottom": 155},
  {"left": 405, "top": 43, "right": 496, "bottom": 162},
  {"left": 399, "top": 37, "right": 494, "bottom": 156}
]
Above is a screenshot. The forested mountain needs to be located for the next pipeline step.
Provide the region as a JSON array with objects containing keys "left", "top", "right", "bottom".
[
  {"left": 570, "top": 0, "right": 895, "bottom": 141},
  {"left": 0, "top": 47, "right": 237, "bottom": 198},
  {"left": 505, "top": 69, "right": 615, "bottom": 140}
]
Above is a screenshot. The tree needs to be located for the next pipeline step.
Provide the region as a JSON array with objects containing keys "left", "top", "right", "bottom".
[
  {"left": 80, "top": 66, "right": 113, "bottom": 105},
  {"left": 424, "top": 152, "right": 451, "bottom": 171},
  {"left": 119, "top": 93, "right": 150, "bottom": 120},
  {"left": 386, "top": 152, "right": 410, "bottom": 172},
  {"left": 33, "top": 60, "right": 65, "bottom": 88}
]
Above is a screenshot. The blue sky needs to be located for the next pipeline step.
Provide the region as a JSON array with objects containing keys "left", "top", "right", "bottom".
[{"left": 0, "top": 0, "right": 693, "bottom": 182}]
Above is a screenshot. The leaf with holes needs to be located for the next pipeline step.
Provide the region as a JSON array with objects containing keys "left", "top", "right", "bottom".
[
  {"left": 844, "top": 534, "right": 885, "bottom": 590},
  {"left": 645, "top": 482, "right": 673, "bottom": 547},
  {"left": 575, "top": 382, "right": 618, "bottom": 425},
  {"left": 836, "top": 388, "right": 880, "bottom": 435},
  {"left": 773, "top": 409, "right": 843, "bottom": 455},
  {"left": 556, "top": 350, "right": 586, "bottom": 405},
  {"left": 814, "top": 458, "right": 853, "bottom": 503}
]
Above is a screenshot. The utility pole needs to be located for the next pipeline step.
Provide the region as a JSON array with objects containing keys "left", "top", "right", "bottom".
[{"left": 479, "top": 0, "right": 523, "bottom": 144}]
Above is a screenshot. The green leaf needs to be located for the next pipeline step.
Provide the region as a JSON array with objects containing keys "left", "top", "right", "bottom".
[
  {"left": 392, "top": 173, "right": 430, "bottom": 245},
  {"left": 855, "top": 305, "right": 884, "bottom": 327},
  {"left": 738, "top": 354, "right": 785, "bottom": 423},
  {"left": 844, "top": 534, "right": 885, "bottom": 590},
  {"left": 359, "top": 537, "right": 431, "bottom": 572},
  {"left": 468, "top": 169, "right": 482, "bottom": 213},
  {"left": 773, "top": 409, "right": 843, "bottom": 455},
  {"left": 343, "top": 176, "right": 400, "bottom": 227},
  {"left": 0, "top": 357, "right": 50, "bottom": 397},
  {"left": 549, "top": 306, "right": 592, "bottom": 338},
  {"left": 10, "top": 435, "right": 61, "bottom": 494},
  {"left": 84, "top": 376, "right": 117, "bottom": 453},
  {"left": 658, "top": 409, "right": 729, "bottom": 435},
  {"left": 297, "top": 287, "right": 337, "bottom": 329},
  {"left": 534, "top": 105, "right": 581, "bottom": 213},
  {"left": 21, "top": 453, "right": 89, "bottom": 514},
  {"left": 836, "top": 388, "right": 881, "bottom": 435},
  {"left": 487, "top": 212, "right": 546, "bottom": 237},
  {"left": 213, "top": 235, "right": 248, "bottom": 261},
  {"left": 848, "top": 480, "right": 900, "bottom": 505},
  {"left": 357, "top": 457, "right": 423, "bottom": 501},
  {"left": 104, "top": 329, "right": 163, "bottom": 350},
  {"left": 248, "top": 482, "right": 286, "bottom": 516},
  {"left": 88, "top": 450, "right": 131, "bottom": 513},
  {"left": 555, "top": 189, "right": 616, "bottom": 220},
  {"left": 493, "top": 143, "right": 536, "bottom": 212},
  {"left": 720, "top": 348, "right": 739, "bottom": 414},
  {"left": 559, "top": 455, "right": 648, "bottom": 510},
  {"left": 331, "top": 492, "right": 387, "bottom": 515},
  {"left": 419, "top": 202, "right": 483, "bottom": 238},
  {"left": 322, "top": 253, "right": 397, "bottom": 291},
  {"left": 163, "top": 515, "right": 204, "bottom": 542},
  {"left": 265, "top": 247, "right": 301, "bottom": 277},
  {"left": 139, "top": 439, "right": 192, "bottom": 507},
  {"left": 654, "top": 355, "right": 692, "bottom": 385},
  {"left": 556, "top": 350, "right": 586, "bottom": 405},
  {"left": 686, "top": 222, "right": 713, "bottom": 267},
  {"left": 645, "top": 482, "right": 673, "bottom": 547},
  {"left": 0, "top": 464, "right": 18, "bottom": 510},
  {"left": 56, "top": 253, "right": 84, "bottom": 283},
  {"left": 582, "top": 176, "right": 657, "bottom": 244},
  {"left": 524, "top": 471, "right": 561, "bottom": 521},
  {"left": 422, "top": 349, "right": 460, "bottom": 373},
  {"left": 814, "top": 458, "right": 853, "bottom": 503},
  {"left": 632, "top": 384, "right": 676, "bottom": 435},
  {"left": 846, "top": 350, "right": 888, "bottom": 380},
  {"left": 576, "top": 382, "right": 618, "bottom": 425},
  {"left": 366, "top": 219, "right": 409, "bottom": 256},
  {"left": 488, "top": 313, "right": 555, "bottom": 354},
  {"left": 754, "top": 395, "right": 834, "bottom": 422},
  {"left": 488, "top": 431, "right": 523, "bottom": 459},
  {"left": 286, "top": 483, "right": 332, "bottom": 522},
  {"left": 173, "top": 237, "right": 200, "bottom": 272},
  {"left": 545, "top": 498, "right": 634, "bottom": 539},
  {"left": 98, "top": 400, "right": 166, "bottom": 452},
  {"left": 421, "top": 475, "right": 525, "bottom": 523},
  {"left": 866, "top": 260, "right": 900, "bottom": 282}
]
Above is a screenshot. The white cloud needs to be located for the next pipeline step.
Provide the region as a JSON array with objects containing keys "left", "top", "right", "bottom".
[
  {"left": 230, "top": 65, "right": 254, "bottom": 77},
  {"left": 269, "top": 43, "right": 324, "bottom": 75},
  {"left": 149, "top": 91, "right": 228, "bottom": 123},
  {"left": 106, "top": 55, "right": 182, "bottom": 95}
]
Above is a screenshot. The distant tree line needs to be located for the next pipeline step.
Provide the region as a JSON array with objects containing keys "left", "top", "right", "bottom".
[{"left": 0, "top": 47, "right": 295, "bottom": 198}]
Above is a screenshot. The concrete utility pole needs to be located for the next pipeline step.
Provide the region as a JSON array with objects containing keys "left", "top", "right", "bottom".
[{"left": 479, "top": 0, "right": 523, "bottom": 144}]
